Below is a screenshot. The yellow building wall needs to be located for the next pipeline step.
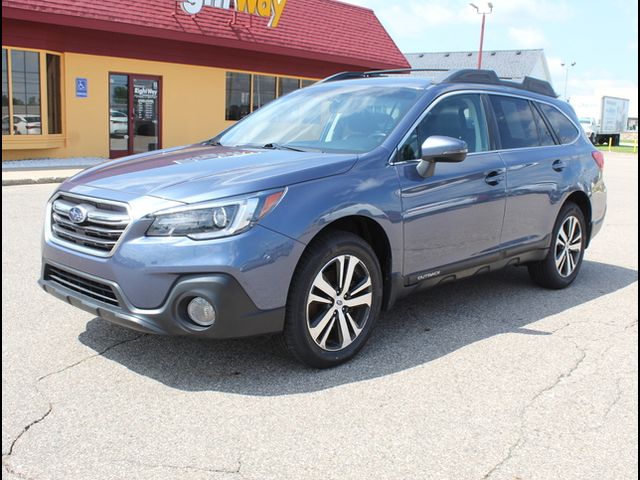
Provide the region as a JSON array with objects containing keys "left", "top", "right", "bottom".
[{"left": 3, "top": 52, "right": 237, "bottom": 160}]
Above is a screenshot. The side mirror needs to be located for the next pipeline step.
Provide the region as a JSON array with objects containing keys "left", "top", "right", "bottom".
[{"left": 417, "top": 136, "right": 468, "bottom": 177}]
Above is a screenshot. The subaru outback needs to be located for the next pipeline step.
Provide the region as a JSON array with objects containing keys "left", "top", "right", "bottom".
[{"left": 39, "top": 69, "right": 607, "bottom": 368}]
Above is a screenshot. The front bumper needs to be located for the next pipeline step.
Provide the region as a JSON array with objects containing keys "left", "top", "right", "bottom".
[{"left": 39, "top": 261, "right": 285, "bottom": 338}]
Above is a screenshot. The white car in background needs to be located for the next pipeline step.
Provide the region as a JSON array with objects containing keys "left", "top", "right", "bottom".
[
  {"left": 579, "top": 117, "right": 597, "bottom": 144},
  {"left": 110, "top": 109, "right": 128, "bottom": 137},
  {"left": 2, "top": 114, "right": 42, "bottom": 135}
]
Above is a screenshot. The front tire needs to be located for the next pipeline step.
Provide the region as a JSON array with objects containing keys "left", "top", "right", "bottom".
[
  {"left": 528, "top": 202, "right": 587, "bottom": 289},
  {"left": 283, "top": 232, "right": 383, "bottom": 368}
]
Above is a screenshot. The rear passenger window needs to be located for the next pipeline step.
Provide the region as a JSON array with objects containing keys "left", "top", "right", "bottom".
[
  {"left": 538, "top": 103, "right": 580, "bottom": 144},
  {"left": 421, "top": 94, "right": 489, "bottom": 153},
  {"left": 489, "top": 96, "right": 540, "bottom": 149}
]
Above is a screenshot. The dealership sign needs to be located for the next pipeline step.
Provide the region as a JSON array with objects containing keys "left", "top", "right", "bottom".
[{"left": 180, "top": 0, "right": 287, "bottom": 28}]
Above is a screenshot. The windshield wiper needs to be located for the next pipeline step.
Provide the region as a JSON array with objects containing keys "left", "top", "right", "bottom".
[
  {"left": 262, "top": 143, "right": 306, "bottom": 152},
  {"left": 207, "top": 140, "right": 223, "bottom": 146}
]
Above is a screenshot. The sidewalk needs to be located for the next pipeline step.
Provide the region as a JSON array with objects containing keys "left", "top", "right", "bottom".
[{"left": 2, "top": 158, "right": 105, "bottom": 186}]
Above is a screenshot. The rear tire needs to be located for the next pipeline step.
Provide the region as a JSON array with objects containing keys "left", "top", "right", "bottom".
[
  {"left": 283, "top": 231, "right": 383, "bottom": 368},
  {"left": 528, "top": 202, "right": 587, "bottom": 289}
]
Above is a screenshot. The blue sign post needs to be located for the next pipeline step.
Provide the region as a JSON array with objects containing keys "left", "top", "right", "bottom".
[{"left": 75, "top": 78, "right": 88, "bottom": 98}]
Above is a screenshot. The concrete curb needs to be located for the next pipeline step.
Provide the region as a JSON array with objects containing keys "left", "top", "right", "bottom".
[{"left": 2, "top": 176, "right": 70, "bottom": 186}]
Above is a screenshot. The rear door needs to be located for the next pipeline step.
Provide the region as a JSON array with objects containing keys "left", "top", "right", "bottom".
[
  {"left": 488, "top": 95, "right": 577, "bottom": 250},
  {"left": 395, "top": 93, "right": 507, "bottom": 280}
]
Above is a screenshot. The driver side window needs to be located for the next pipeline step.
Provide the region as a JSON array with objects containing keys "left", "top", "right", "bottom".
[{"left": 399, "top": 94, "right": 489, "bottom": 161}]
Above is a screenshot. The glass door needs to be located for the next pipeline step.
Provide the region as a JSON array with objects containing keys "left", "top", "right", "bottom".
[
  {"left": 132, "top": 77, "right": 160, "bottom": 154},
  {"left": 109, "top": 74, "right": 129, "bottom": 157},
  {"left": 109, "top": 73, "right": 161, "bottom": 158}
]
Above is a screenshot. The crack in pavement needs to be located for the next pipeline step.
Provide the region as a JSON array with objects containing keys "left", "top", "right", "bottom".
[
  {"left": 121, "top": 457, "right": 242, "bottom": 476},
  {"left": 481, "top": 341, "right": 587, "bottom": 479},
  {"left": 3, "top": 333, "right": 147, "bottom": 477},
  {"left": 3, "top": 392, "right": 52, "bottom": 459},
  {"left": 37, "top": 333, "right": 147, "bottom": 382},
  {"left": 596, "top": 377, "right": 625, "bottom": 430},
  {"left": 482, "top": 313, "right": 638, "bottom": 479}
]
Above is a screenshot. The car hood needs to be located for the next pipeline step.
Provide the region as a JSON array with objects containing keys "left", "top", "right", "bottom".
[{"left": 63, "top": 144, "right": 358, "bottom": 204}]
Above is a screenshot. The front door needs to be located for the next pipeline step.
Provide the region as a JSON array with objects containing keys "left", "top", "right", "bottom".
[
  {"left": 395, "top": 93, "right": 507, "bottom": 280},
  {"left": 109, "top": 73, "right": 161, "bottom": 158}
]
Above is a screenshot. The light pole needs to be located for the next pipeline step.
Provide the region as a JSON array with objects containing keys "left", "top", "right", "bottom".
[
  {"left": 561, "top": 61, "right": 576, "bottom": 101},
  {"left": 470, "top": 2, "right": 493, "bottom": 69}
]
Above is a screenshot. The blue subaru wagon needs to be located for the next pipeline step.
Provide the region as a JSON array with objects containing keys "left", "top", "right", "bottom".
[{"left": 40, "top": 69, "right": 607, "bottom": 368}]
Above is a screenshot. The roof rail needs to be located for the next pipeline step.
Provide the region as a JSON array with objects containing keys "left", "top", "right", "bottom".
[
  {"left": 319, "top": 68, "right": 558, "bottom": 98},
  {"left": 440, "top": 69, "right": 558, "bottom": 97},
  {"left": 318, "top": 68, "right": 446, "bottom": 84}
]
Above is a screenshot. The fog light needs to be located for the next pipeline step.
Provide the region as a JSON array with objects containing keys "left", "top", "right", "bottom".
[{"left": 187, "top": 297, "right": 216, "bottom": 327}]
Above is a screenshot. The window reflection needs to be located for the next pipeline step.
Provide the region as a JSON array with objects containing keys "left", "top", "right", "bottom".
[
  {"left": 2, "top": 49, "right": 9, "bottom": 135},
  {"left": 226, "top": 72, "right": 250, "bottom": 120},
  {"left": 252, "top": 75, "right": 276, "bottom": 111},
  {"left": 225, "top": 73, "right": 317, "bottom": 122},
  {"left": 278, "top": 77, "right": 299, "bottom": 97},
  {"left": 11, "top": 50, "right": 41, "bottom": 135},
  {"left": 109, "top": 74, "right": 129, "bottom": 152}
]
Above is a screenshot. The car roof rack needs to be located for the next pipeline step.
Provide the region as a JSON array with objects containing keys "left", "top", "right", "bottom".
[
  {"left": 319, "top": 68, "right": 558, "bottom": 98},
  {"left": 318, "top": 68, "right": 446, "bottom": 83},
  {"left": 439, "top": 69, "right": 558, "bottom": 97}
]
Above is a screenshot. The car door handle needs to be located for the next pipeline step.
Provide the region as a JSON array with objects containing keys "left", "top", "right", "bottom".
[
  {"left": 552, "top": 159, "right": 566, "bottom": 172},
  {"left": 484, "top": 170, "right": 505, "bottom": 186}
]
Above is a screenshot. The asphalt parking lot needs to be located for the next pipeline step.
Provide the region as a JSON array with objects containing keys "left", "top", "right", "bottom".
[{"left": 2, "top": 153, "right": 638, "bottom": 480}]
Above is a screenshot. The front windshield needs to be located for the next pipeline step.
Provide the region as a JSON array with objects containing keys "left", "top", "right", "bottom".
[{"left": 216, "top": 83, "right": 424, "bottom": 153}]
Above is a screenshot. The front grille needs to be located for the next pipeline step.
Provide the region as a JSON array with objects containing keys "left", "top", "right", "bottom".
[
  {"left": 50, "top": 194, "right": 130, "bottom": 256},
  {"left": 44, "top": 264, "right": 120, "bottom": 307}
]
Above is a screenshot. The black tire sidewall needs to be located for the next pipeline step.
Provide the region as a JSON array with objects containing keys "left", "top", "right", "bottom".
[
  {"left": 284, "top": 232, "right": 383, "bottom": 368},
  {"left": 544, "top": 203, "right": 587, "bottom": 287}
]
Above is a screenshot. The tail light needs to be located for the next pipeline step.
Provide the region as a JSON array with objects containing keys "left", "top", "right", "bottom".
[{"left": 591, "top": 151, "right": 604, "bottom": 170}]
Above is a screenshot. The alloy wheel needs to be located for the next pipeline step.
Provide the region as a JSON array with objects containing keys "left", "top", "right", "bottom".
[
  {"left": 306, "top": 254, "right": 373, "bottom": 351},
  {"left": 555, "top": 215, "right": 583, "bottom": 277}
]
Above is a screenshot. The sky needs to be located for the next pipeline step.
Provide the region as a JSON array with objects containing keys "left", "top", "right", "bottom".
[{"left": 344, "top": 0, "right": 639, "bottom": 118}]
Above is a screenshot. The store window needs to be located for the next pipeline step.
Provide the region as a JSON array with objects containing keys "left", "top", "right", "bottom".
[
  {"left": 225, "top": 72, "right": 251, "bottom": 121},
  {"left": 253, "top": 75, "right": 276, "bottom": 111},
  {"left": 2, "top": 50, "right": 9, "bottom": 135},
  {"left": 278, "top": 77, "right": 299, "bottom": 97},
  {"left": 46, "top": 54, "right": 62, "bottom": 134},
  {"left": 11, "top": 50, "right": 41, "bottom": 135},
  {"left": 225, "top": 72, "right": 317, "bottom": 121},
  {"left": 1, "top": 47, "right": 63, "bottom": 137}
]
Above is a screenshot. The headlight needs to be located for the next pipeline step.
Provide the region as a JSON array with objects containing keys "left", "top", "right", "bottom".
[{"left": 146, "top": 189, "right": 285, "bottom": 240}]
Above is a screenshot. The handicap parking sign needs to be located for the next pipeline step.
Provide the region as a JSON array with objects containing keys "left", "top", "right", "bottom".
[{"left": 76, "top": 78, "right": 88, "bottom": 98}]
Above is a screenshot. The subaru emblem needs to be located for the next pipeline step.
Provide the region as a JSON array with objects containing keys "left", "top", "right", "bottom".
[{"left": 68, "top": 205, "right": 88, "bottom": 224}]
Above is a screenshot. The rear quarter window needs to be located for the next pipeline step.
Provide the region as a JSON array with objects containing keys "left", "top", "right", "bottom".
[{"left": 538, "top": 103, "right": 580, "bottom": 144}]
